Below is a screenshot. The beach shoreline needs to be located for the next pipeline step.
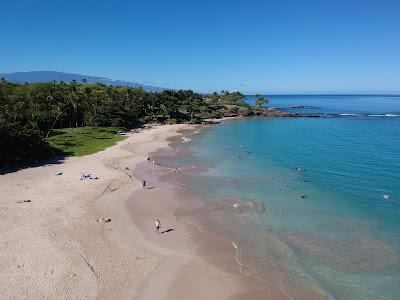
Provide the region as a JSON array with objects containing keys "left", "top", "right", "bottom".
[
  {"left": 0, "top": 122, "right": 293, "bottom": 299},
  {"left": 127, "top": 128, "right": 298, "bottom": 299}
]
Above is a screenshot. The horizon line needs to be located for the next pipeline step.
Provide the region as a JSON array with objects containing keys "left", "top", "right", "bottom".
[{"left": 2, "top": 70, "right": 400, "bottom": 96}]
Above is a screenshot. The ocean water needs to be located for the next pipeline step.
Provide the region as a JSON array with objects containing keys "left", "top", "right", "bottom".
[
  {"left": 247, "top": 94, "right": 400, "bottom": 116},
  {"left": 174, "top": 95, "right": 400, "bottom": 299}
]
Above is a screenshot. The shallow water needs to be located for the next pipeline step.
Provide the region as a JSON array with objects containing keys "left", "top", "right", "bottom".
[{"left": 168, "top": 95, "right": 400, "bottom": 299}]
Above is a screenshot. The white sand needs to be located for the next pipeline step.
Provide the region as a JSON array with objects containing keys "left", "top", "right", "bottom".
[
  {"left": 0, "top": 125, "right": 242, "bottom": 299},
  {"left": 0, "top": 125, "right": 180, "bottom": 298},
  {"left": 0, "top": 124, "right": 294, "bottom": 299}
]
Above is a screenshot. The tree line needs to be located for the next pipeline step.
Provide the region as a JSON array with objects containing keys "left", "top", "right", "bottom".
[{"left": 0, "top": 79, "right": 252, "bottom": 166}]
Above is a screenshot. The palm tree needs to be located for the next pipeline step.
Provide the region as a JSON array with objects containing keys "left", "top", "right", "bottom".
[
  {"left": 45, "top": 101, "right": 63, "bottom": 139},
  {"left": 254, "top": 94, "right": 269, "bottom": 108}
]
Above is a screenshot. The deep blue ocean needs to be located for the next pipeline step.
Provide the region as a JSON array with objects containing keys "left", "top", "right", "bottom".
[{"left": 178, "top": 95, "right": 400, "bottom": 299}]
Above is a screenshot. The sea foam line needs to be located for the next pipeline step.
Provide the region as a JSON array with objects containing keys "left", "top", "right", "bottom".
[
  {"left": 368, "top": 113, "right": 400, "bottom": 117},
  {"left": 232, "top": 241, "right": 244, "bottom": 274}
]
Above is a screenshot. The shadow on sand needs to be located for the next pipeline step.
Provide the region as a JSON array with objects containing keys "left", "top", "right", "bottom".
[{"left": 0, "top": 155, "right": 69, "bottom": 175}]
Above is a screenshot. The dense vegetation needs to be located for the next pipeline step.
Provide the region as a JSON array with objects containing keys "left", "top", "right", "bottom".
[{"left": 0, "top": 79, "right": 254, "bottom": 167}]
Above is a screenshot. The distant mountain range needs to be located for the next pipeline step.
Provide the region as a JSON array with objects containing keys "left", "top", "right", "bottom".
[{"left": 0, "top": 71, "right": 167, "bottom": 92}]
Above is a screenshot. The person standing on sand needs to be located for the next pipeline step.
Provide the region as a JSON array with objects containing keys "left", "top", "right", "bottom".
[
  {"left": 142, "top": 180, "right": 146, "bottom": 188},
  {"left": 154, "top": 219, "right": 161, "bottom": 233}
]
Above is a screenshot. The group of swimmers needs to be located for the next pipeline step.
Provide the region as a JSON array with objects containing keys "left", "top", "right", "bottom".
[{"left": 293, "top": 166, "right": 390, "bottom": 200}]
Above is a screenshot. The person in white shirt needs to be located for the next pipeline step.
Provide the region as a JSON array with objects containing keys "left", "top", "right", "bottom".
[{"left": 154, "top": 219, "right": 161, "bottom": 233}]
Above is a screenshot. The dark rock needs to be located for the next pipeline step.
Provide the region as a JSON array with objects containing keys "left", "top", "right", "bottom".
[
  {"left": 238, "top": 107, "right": 253, "bottom": 117},
  {"left": 290, "top": 105, "right": 316, "bottom": 109}
]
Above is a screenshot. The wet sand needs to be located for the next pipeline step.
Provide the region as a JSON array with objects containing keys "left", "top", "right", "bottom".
[{"left": 127, "top": 164, "right": 293, "bottom": 299}]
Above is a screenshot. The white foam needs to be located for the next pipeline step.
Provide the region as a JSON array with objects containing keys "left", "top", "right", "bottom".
[
  {"left": 231, "top": 241, "right": 244, "bottom": 274},
  {"left": 232, "top": 241, "right": 239, "bottom": 250},
  {"left": 368, "top": 114, "right": 400, "bottom": 117},
  {"left": 182, "top": 136, "right": 192, "bottom": 143},
  {"left": 340, "top": 113, "right": 357, "bottom": 116}
]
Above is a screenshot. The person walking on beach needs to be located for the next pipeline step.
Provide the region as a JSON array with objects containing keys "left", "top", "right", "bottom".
[
  {"left": 154, "top": 219, "right": 161, "bottom": 233},
  {"left": 142, "top": 180, "right": 146, "bottom": 188}
]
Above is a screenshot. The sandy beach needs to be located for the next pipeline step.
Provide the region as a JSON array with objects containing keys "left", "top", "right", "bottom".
[{"left": 0, "top": 124, "right": 292, "bottom": 299}]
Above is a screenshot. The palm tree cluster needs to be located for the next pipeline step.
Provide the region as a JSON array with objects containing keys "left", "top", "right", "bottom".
[{"left": 0, "top": 80, "right": 247, "bottom": 166}]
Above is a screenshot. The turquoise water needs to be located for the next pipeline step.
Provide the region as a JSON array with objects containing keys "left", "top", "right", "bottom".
[{"left": 178, "top": 95, "right": 400, "bottom": 299}]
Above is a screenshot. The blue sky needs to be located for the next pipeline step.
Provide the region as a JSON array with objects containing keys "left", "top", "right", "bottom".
[{"left": 1, "top": 0, "right": 399, "bottom": 93}]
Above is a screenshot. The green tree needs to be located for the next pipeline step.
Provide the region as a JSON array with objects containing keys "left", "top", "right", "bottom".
[
  {"left": 254, "top": 94, "right": 269, "bottom": 108},
  {"left": 0, "top": 79, "right": 254, "bottom": 166}
]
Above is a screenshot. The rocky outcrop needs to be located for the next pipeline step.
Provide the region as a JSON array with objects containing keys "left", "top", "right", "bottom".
[
  {"left": 204, "top": 107, "right": 322, "bottom": 124},
  {"left": 252, "top": 108, "right": 301, "bottom": 117},
  {"left": 289, "top": 105, "right": 316, "bottom": 109}
]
